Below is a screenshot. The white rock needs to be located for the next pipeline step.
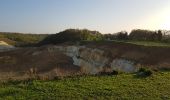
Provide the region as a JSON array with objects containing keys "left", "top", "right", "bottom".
[
  {"left": 111, "top": 59, "right": 137, "bottom": 72},
  {"left": 51, "top": 45, "right": 137, "bottom": 73}
]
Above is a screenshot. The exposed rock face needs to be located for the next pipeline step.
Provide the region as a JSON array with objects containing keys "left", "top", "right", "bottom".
[
  {"left": 111, "top": 59, "right": 137, "bottom": 72},
  {"left": 1, "top": 41, "right": 170, "bottom": 80},
  {"left": 52, "top": 46, "right": 137, "bottom": 74}
]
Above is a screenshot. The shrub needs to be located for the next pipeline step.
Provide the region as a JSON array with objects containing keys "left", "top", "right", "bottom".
[
  {"left": 110, "top": 70, "right": 119, "bottom": 75},
  {"left": 98, "top": 70, "right": 119, "bottom": 76},
  {"left": 136, "top": 67, "right": 153, "bottom": 77}
]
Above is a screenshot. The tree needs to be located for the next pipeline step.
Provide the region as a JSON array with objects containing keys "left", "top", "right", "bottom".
[
  {"left": 157, "top": 30, "right": 162, "bottom": 41},
  {"left": 129, "top": 29, "right": 162, "bottom": 41}
]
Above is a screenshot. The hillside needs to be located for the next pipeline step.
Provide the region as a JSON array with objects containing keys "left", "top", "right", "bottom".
[
  {"left": 0, "top": 32, "right": 48, "bottom": 46},
  {"left": 0, "top": 29, "right": 170, "bottom": 80},
  {"left": 39, "top": 29, "right": 103, "bottom": 45},
  {"left": 0, "top": 29, "right": 170, "bottom": 99},
  {"left": 0, "top": 41, "right": 170, "bottom": 80}
]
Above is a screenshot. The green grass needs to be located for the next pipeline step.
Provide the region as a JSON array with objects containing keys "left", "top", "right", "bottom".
[
  {"left": 126, "top": 41, "right": 170, "bottom": 47},
  {"left": 0, "top": 72, "right": 170, "bottom": 100},
  {"left": 113, "top": 40, "right": 170, "bottom": 47}
]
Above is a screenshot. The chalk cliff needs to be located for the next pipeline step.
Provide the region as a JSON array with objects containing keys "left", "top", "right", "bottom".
[{"left": 50, "top": 46, "right": 137, "bottom": 74}]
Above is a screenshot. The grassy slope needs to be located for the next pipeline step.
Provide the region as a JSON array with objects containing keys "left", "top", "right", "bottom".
[
  {"left": 0, "top": 72, "right": 170, "bottom": 100},
  {"left": 113, "top": 40, "right": 170, "bottom": 47},
  {"left": 0, "top": 32, "right": 48, "bottom": 46}
]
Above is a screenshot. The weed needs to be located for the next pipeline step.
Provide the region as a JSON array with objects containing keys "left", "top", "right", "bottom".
[
  {"left": 136, "top": 67, "right": 153, "bottom": 77},
  {"left": 0, "top": 72, "right": 170, "bottom": 99}
]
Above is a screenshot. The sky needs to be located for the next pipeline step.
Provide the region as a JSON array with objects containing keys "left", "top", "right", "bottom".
[{"left": 0, "top": 0, "right": 170, "bottom": 34}]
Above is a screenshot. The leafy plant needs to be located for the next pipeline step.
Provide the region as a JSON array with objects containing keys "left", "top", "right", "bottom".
[{"left": 136, "top": 67, "right": 153, "bottom": 77}]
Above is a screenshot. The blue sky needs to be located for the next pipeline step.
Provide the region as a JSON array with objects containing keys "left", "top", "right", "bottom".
[{"left": 0, "top": 0, "right": 170, "bottom": 34}]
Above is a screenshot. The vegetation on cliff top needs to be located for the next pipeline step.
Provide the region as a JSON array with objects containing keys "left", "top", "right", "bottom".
[
  {"left": 1, "top": 29, "right": 170, "bottom": 47},
  {"left": 39, "top": 29, "right": 170, "bottom": 46},
  {"left": 39, "top": 29, "right": 104, "bottom": 45}
]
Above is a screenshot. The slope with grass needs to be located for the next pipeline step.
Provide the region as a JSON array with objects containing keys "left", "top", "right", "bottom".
[
  {"left": 0, "top": 32, "right": 48, "bottom": 46},
  {"left": 113, "top": 40, "right": 170, "bottom": 47},
  {"left": 0, "top": 72, "right": 170, "bottom": 99}
]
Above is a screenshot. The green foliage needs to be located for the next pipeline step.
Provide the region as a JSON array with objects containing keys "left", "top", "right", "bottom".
[
  {"left": 98, "top": 70, "right": 119, "bottom": 76},
  {"left": 112, "top": 39, "right": 170, "bottom": 47},
  {"left": 129, "top": 29, "right": 163, "bottom": 41},
  {"left": 0, "top": 32, "right": 48, "bottom": 46},
  {"left": 0, "top": 72, "right": 170, "bottom": 99},
  {"left": 104, "top": 31, "right": 128, "bottom": 40},
  {"left": 136, "top": 67, "right": 153, "bottom": 77},
  {"left": 1, "top": 29, "right": 170, "bottom": 46},
  {"left": 125, "top": 40, "right": 170, "bottom": 47},
  {"left": 39, "top": 29, "right": 104, "bottom": 45}
]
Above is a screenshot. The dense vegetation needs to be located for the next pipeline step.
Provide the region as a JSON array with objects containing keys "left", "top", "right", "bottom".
[
  {"left": 0, "top": 32, "right": 48, "bottom": 46},
  {"left": 0, "top": 72, "right": 169, "bottom": 99},
  {"left": 104, "top": 29, "right": 165, "bottom": 41},
  {"left": 39, "top": 29, "right": 104, "bottom": 45},
  {"left": 1, "top": 29, "right": 170, "bottom": 47},
  {"left": 39, "top": 29, "right": 170, "bottom": 46},
  {"left": 129, "top": 29, "right": 162, "bottom": 41}
]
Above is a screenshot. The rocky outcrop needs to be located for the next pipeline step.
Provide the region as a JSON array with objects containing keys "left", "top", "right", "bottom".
[
  {"left": 51, "top": 45, "right": 138, "bottom": 74},
  {"left": 111, "top": 59, "right": 137, "bottom": 72}
]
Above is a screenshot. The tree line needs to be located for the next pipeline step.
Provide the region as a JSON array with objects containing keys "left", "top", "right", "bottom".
[
  {"left": 103, "top": 29, "right": 169, "bottom": 42},
  {"left": 1, "top": 29, "right": 170, "bottom": 46},
  {"left": 40, "top": 29, "right": 170, "bottom": 45}
]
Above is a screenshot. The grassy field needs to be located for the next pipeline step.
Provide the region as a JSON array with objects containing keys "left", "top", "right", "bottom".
[
  {"left": 126, "top": 41, "right": 170, "bottom": 47},
  {"left": 0, "top": 72, "right": 170, "bottom": 100},
  {"left": 113, "top": 40, "right": 170, "bottom": 47}
]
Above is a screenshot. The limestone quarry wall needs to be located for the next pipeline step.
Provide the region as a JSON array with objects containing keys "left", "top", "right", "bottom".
[{"left": 49, "top": 46, "right": 138, "bottom": 74}]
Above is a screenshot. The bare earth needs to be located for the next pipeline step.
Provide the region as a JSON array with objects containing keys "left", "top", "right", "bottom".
[{"left": 0, "top": 41, "right": 170, "bottom": 80}]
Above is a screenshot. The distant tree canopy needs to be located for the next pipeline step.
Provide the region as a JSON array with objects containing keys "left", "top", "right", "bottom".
[
  {"left": 129, "top": 29, "right": 162, "bottom": 41},
  {"left": 39, "top": 29, "right": 104, "bottom": 45},
  {"left": 104, "top": 31, "right": 128, "bottom": 40},
  {"left": 39, "top": 29, "right": 168, "bottom": 45},
  {"left": 1, "top": 29, "right": 169, "bottom": 46},
  {"left": 113, "top": 31, "right": 128, "bottom": 40}
]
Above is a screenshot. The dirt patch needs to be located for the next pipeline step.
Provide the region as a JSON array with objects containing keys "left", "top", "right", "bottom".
[
  {"left": 0, "top": 41, "right": 170, "bottom": 80},
  {"left": 83, "top": 41, "right": 170, "bottom": 69},
  {"left": 0, "top": 46, "right": 80, "bottom": 80}
]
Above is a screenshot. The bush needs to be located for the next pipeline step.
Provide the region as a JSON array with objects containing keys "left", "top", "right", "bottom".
[
  {"left": 98, "top": 70, "right": 119, "bottom": 76},
  {"left": 136, "top": 67, "right": 153, "bottom": 77}
]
